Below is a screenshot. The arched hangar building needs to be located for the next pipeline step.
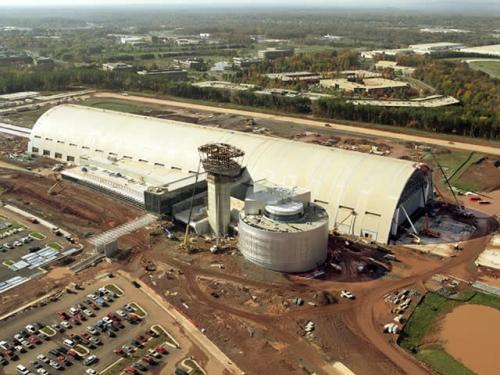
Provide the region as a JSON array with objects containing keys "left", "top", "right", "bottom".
[{"left": 28, "top": 104, "right": 433, "bottom": 244}]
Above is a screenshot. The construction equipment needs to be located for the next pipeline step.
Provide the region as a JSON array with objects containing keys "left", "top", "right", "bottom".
[
  {"left": 182, "top": 160, "right": 202, "bottom": 250},
  {"left": 140, "top": 256, "right": 157, "bottom": 272},
  {"left": 420, "top": 213, "right": 440, "bottom": 238}
]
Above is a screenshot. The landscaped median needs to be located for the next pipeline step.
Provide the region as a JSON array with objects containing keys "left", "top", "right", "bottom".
[
  {"left": 181, "top": 357, "right": 206, "bottom": 375},
  {"left": 47, "top": 242, "right": 64, "bottom": 251},
  {"left": 2, "top": 259, "right": 15, "bottom": 268},
  {"left": 151, "top": 324, "right": 180, "bottom": 349},
  {"left": 29, "top": 231, "right": 46, "bottom": 240},
  {"left": 105, "top": 283, "right": 124, "bottom": 297},
  {"left": 40, "top": 326, "right": 57, "bottom": 337},
  {"left": 129, "top": 302, "right": 147, "bottom": 318}
]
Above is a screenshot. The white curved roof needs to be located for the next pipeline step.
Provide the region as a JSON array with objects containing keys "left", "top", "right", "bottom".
[{"left": 30, "top": 104, "right": 421, "bottom": 243}]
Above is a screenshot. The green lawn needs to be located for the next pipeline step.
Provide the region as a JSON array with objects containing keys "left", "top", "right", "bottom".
[
  {"left": 47, "top": 242, "right": 64, "bottom": 251},
  {"left": 398, "top": 291, "right": 500, "bottom": 375},
  {"left": 105, "top": 284, "right": 124, "bottom": 297},
  {"left": 424, "top": 151, "right": 485, "bottom": 192},
  {"left": 468, "top": 60, "right": 500, "bottom": 79},
  {"left": 2, "top": 259, "right": 15, "bottom": 267},
  {"left": 81, "top": 99, "right": 151, "bottom": 114},
  {"left": 416, "top": 346, "right": 475, "bottom": 375},
  {"left": 30, "top": 231, "right": 46, "bottom": 240},
  {"left": 40, "top": 326, "right": 57, "bottom": 336}
]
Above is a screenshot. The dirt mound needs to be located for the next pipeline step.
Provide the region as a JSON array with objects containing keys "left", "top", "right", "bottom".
[{"left": 458, "top": 157, "right": 500, "bottom": 192}]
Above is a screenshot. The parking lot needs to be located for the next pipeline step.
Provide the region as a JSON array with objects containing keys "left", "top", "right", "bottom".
[
  {"left": 0, "top": 208, "right": 74, "bottom": 294},
  {"left": 0, "top": 275, "right": 188, "bottom": 375}
]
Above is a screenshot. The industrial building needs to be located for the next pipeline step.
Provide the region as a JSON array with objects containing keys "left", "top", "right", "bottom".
[
  {"left": 239, "top": 184, "right": 329, "bottom": 272},
  {"left": 102, "top": 62, "right": 134, "bottom": 72},
  {"left": 408, "top": 42, "right": 465, "bottom": 54},
  {"left": 265, "top": 71, "right": 322, "bottom": 84},
  {"left": 257, "top": 48, "right": 295, "bottom": 60},
  {"left": 320, "top": 78, "right": 409, "bottom": 95},
  {"left": 137, "top": 68, "right": 188, "bottom": 81},
  {"left": 28, "top": 105, "right": 433, "bottom": 245}
]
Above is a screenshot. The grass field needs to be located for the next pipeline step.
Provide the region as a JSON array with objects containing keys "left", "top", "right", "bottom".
[
  {"left": 416, "top": 346, "right": 475, "bottom": 375},
  {"left": 29, "top": 231, "right": 46, "bottom": 240},
  {"left": 398, "top": 290, "right": 500, "bottom": 375},
  {"left": 81, "top": 99, "right": 150, "bottom": 114},
  {"left": 105, "top": 284, "right": 124, "bottom": 296},
  {"left": 47, "top": 242, "right": 64, "bottom": 251},
  {"left": 468, "top": 60, "right": 500, "bottom": 79},
  {"left": 424, "top": 150, "right": 485, "bottom": 192}
]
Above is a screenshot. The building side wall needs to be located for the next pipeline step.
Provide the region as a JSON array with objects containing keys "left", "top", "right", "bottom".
[{"left": 238, "top": 219, "right": 329, "bottom": 273}]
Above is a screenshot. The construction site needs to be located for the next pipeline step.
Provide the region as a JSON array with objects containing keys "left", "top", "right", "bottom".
[{"left": 0, "top": 91, "right": 498, "bottom": 375}]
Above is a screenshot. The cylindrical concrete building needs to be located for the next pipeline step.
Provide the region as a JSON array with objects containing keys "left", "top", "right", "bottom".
[{"left": 238, "top": 201, "right": 329, "bottom": 273}]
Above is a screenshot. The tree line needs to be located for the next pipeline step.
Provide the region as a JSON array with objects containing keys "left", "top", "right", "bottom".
[{"left": 0, "top": 66, "right": 497, "bottom": 140}]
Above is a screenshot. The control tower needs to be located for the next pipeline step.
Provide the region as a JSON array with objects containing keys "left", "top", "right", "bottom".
[{"left": 198, "top": 143, "right": 244, "bottom": 242}]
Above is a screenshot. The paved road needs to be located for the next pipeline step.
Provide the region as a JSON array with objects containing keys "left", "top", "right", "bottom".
[{"left": 93, "top": 92, "right": 500, "bottom": 156}]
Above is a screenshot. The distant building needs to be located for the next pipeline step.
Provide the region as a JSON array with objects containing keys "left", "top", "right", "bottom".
[
  {"left": 361, "top": 48, "right": 412, "bottom": 59},
  {"left": 265, "top": 71, "right": 321, "bottom": 84},
  {"left": 340, "top": 70, "right": 382, "bottom": 79},
  {"left": 137, "top": 68, "right": 188, "bottom": 81},
  {"left": 199, "top": 33, "right": 210, "bottom": 39},
  {"left": 257, "top": 48, "right": 294, "bottom": 60},
  {"left": 374, "top": 61, "right": 416, "bottom": 76},
  {"left": 174, "top": 57, "right": 205, "bottom": 70},
  {"left": 102, "top": 62, "right": 134, "bottom": 72},
  {"left": 408, "top": 42, "right": 464, "bottom": 55},
  {"left": 233, "top": 57, "right": 263, "bottom": 68},
  {"left": 119, "top": 36, "right": 150, "bottom": 45},
  {"left": 321, "top": 34, "right": 343, "bottom": 41},
  {"left": 192, "top": 81, "right": 256, "bottom": 91},
  {"left": 320, "top": 77, "right": 409, "bottom": 95},
  {"left": 175, "top": 38, "right": 201, "bottom": 46}
]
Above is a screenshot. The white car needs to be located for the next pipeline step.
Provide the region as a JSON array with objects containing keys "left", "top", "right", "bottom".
[
  {"left": 115, "top": 309, "right": 126, "bottom": 318},
  {"left": 83, "top": 309, "right": 94, "bottom": 317},
  {"left": 63, "top": 339, "right": 75, "bottom": 347},
  {"left": 102, "top": 317, "right": 113, "bottom": 325},
  {"left": 86, "top": 326, "right": 98, "bottom": 335},
  {"left": 25, "top": 325, "right": 37, "bottom": 334},
  {"left": 37, "top": 369, "right": 49, "bottom": 375},
  {"left": 86, "top": 369, "right": 99, "bottom": 375},
  {"left": 340, "top": 290, "right": 355, "bottom": 299},
  {"left": 16, "top": 364, "right": 31, "bottom": 374},
  {"left": 69, "top": 307, "right": 79, "bottom": 315},
  {"left": 37, "top": 354, "right": 49, "bottom": 363},
  {"left": 0, "top": 340, "right": 11, "bottom": 350},
  {"left": 60, "top": 321, "right": 71, "bottom": 329}
]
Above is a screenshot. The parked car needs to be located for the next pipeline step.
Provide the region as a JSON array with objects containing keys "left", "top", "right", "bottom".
[{"left": 83, "top": 355, "right": 97, "bottom": 366}]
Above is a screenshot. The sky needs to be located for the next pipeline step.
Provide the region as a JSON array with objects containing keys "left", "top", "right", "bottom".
[{"left": 0, "top": 0, "right": 486, "bottom": 7}]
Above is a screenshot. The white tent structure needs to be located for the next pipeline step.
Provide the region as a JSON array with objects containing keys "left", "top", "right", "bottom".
[{"left": 28, "top": 104, "right": 432, "bottom": 244}]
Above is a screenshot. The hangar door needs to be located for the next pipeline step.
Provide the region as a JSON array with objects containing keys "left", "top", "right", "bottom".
[
  {"left": 335, "top": 206, "right": 355, "bottom": 234},
  {"left": 361, "top": 212, "right": 381, "bottom": 241}
]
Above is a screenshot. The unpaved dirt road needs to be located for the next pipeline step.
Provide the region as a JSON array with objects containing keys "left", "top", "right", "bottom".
[{"left": 93, "top": 92, "right": 500, "bottom": 156}]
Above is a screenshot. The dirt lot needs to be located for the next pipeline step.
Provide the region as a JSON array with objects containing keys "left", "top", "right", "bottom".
[
  {"left": 439, "top": 304, "right": 500, "bottom": 375},
  {"left": 0, "top": 168, "right": 143, "bottom": 237}
]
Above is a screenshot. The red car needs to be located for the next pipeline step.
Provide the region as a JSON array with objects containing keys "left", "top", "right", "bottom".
[
  {"left": 67, "top": 350, "right": 80, "bottom": 359},
  {"left": 28, "top": 335, "right": 41, "bottom": 345},
  {"left": 142, "top": 355, "right": 155, "bottom": 365},
  {"left": 108, "top": 313, "right": 121, "bottom": 322},
  {"left": 58, "top": 311, "right": 70, "bottom": 320},
  {"left": 81, "top": 333, "right": 91, "bottom": 340},
  {"left": 4, "top": 350, "right": 18, "bottom": 360},
  {"left": 137, "top": 335, "right": 148, "bottom": 344},
  {"left": 146, "top": 329, "right": 158, "bottom": 338},
  {"left": 155, "top": 345, "right": 168, "bottom": 354},
  {"left": 88, "top": 301, "right": 99, "bottom": 310},
  {"left": 124, "top": 368, "right": 137, "bottom": 374},
  {"left": 113, "top": 348, "right": 126, "bottom": 357}
]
